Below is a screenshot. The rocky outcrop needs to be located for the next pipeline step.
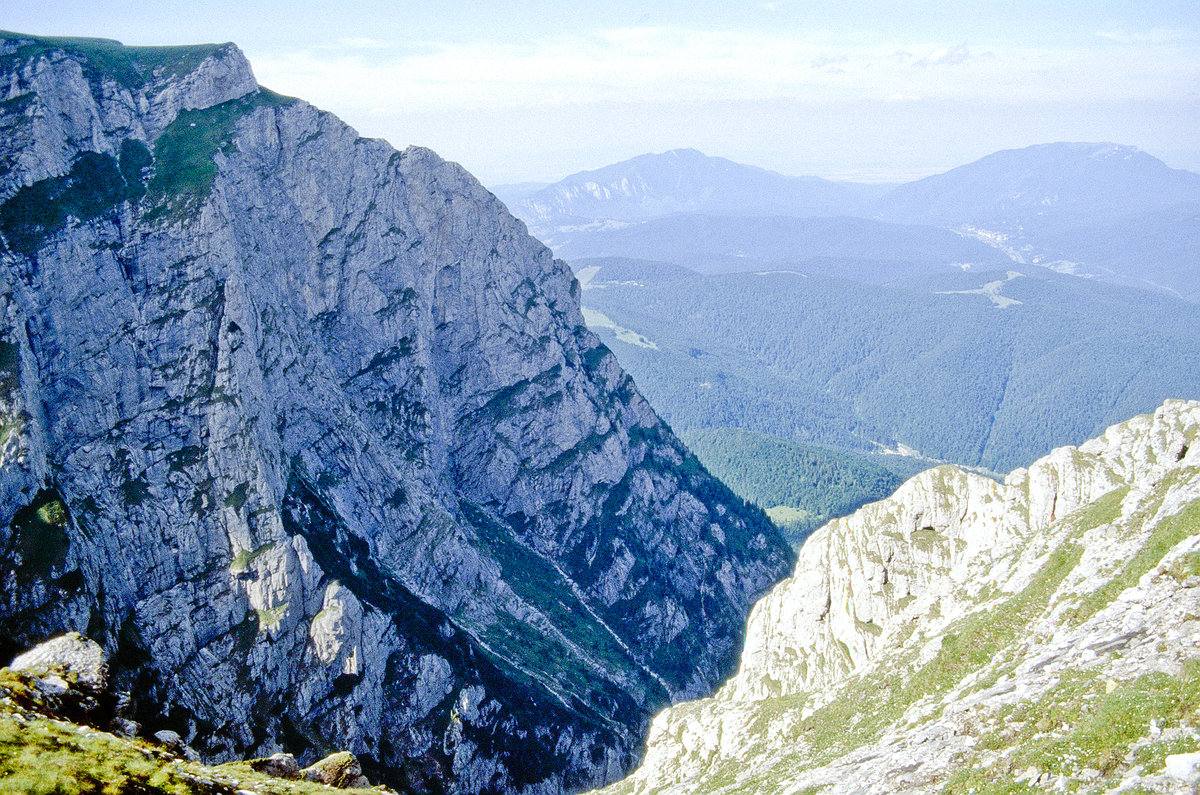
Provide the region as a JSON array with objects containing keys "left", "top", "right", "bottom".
[
  {"left": 9, "top": 631, "right": 107, "bottom": 693},
  {"left": 5, "top": 631, "right": 117, "bottom": 728},
  {"left": 0, "top": 32, "right": 792, "bottom": 794},
  {"left": 0, "top": 634, "right": 391, "bottom": 791},
  {"left": 597, "top": 399, "right": 1200, "bottom": 793}
]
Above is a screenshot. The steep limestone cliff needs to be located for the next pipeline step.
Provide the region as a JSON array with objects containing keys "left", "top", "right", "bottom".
[
  {"left": 598, "top": 399, "right": 1200, "bottom": 793},
  {"left": 0, "top": 33, "right": 792, "bottom": 794}
]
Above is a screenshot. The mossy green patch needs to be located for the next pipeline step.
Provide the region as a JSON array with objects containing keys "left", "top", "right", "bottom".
[
  {"left": 255, "top": 602, "right": 289, "bottom": 630},
  {"left": 1168, "top": 549, "right": 1200, "bottom": 582},
  {"left": 0, "top": 152, "right": 126, "bottom": 256},
  {"left": 143, "top": 90, "right": 293, "bottom": 224},
  {"left": 229, "top": 541, "right": 275, "bottom": 573},
  {"left": 9, "top": 487, "right": 72, "bottom": 584},
  {"left": 0, "top": 712, "right": 198, "bottom": 795},
  {"left": 901, "top": 541, "right": 1083, "bottom": 707},
  {"left": 1132, "top": 735, "right": 1199, "bottom": 773},
  {"left": 940, "top": 767, "right": 1038, "bottom": 794},
  {"left": 953, "top": 660, "right": 1200, "bottom": 788},
  {"left": 1015, "top": 664, "right": 1200, "bottom": 777},
  {"left": 224, "top": 482, "right": 249, "bottom": 511},
  {"left": 0, "top": 707, "right": 358, "bottom": 794},
  {"left": 910, "top": 525, "right": 943, "bottom": 554},
  {"left": 1066, "top": 484, "right": 1128, "bottom": 533},
  {"left": 36, "top": 499, "right": 68, "bottom": 527},
  {"left": 117, "top": 139, "right": 153, "bottom": 201}
]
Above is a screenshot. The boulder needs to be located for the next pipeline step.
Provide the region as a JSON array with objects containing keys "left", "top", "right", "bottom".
[
  {"left": 1166, "top": 752, "right": 1200, "bottom": 780},
  {"left": 9, "top": 633, "right": 107, "bottom": 693},
  {"left": 301, "top": 751, "right": 371, "bottom": 788},
  {"left": 108, "top": 717, "right": 141, "bottom": 738},
  {"left": 249, "top": 752, "right": 301, "bottom": 780},
  {"left": 153, "top": 729, "right": 201, "bottom": 762}
]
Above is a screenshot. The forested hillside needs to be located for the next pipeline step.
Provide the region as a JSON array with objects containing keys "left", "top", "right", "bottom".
[
  {"left": 681, "top": 428, "right": 903, "bottom": 546},
  {"left": 554, "top": 214, "right": 1007, "bottom": 277},
  {"left": 575, "top": 258, "right": 1200, "bottom": 474}
]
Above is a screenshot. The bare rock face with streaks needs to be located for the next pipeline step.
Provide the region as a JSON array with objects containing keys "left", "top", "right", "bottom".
[
  {"left": 0, "top": 32, "right": 792, "bottom": 794},
  {"left": 597, "top": 400, "right": 1200, "bottom": 794}
]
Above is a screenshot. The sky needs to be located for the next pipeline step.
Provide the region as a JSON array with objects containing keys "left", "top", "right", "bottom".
[{"left": 5, "top": 1, "right": 1200, "bottom": 184}]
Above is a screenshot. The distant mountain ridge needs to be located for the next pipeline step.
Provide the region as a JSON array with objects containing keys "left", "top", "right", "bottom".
[
  {"left": 513, "top": 148, "right": 887, "bottom": 229},
  {"left": 875, "top": 142, "right": 1200, "bottom": 227},
  {"left": 502, "top": 143, "right": 1200, "bottom": 300}
]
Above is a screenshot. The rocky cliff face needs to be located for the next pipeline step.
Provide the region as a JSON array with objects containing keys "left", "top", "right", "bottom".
[
  {"left": 0, "top": 33, "right": 792, "bottom": 794},
  {"left": 597, "top": 399, "right": 1200, "bottom": 793}
]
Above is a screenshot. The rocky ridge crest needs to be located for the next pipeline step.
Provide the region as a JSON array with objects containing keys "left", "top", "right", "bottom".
[
  {"left": 597, "top": 399, "right": 1200, "bottom": 793},
  {"left": 0, "top": 32, "right": 791, "bottom": 794}
]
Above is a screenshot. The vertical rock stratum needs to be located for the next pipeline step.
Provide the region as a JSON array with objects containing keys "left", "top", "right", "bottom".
[
  {"left": 595, "top": 399, "right": 1200, "bottom": 793},
  {"left": 0, "top": 33, "right": 792, "bottom": 793}
]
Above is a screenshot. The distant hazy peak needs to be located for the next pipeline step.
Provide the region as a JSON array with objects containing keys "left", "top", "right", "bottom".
[
  {"left": 557, "top": 148, "right": 778, "bottom": 181},
  {"left": 876, "top": 139, "right": 1200, "bottom": 226},
  {"left": 965, "top": 141, "right": 1151, "bottom": 165},
  {"left": 515, "top": 149, "right": 878, "bottom": 226}
]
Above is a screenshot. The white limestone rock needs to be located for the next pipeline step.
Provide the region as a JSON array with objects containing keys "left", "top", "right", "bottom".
[
  {"left": 595, "top": 400, "right": 1200, "bottom": 794},
  {"left": 9, "top": 631, "right": 107, "bottom": 693}
]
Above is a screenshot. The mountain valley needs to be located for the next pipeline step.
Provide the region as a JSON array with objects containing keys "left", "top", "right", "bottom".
[
  {"left": 501, "top": 145, "right": 1200, "bottom": 534},
  {"left": 570, "top": 257, "right": 1200, "bottom": 528}
]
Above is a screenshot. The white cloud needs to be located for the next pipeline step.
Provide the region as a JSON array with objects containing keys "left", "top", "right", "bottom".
[
  {"left": 1096, "top": 28, "right": 1189, "bottom": 45},
  {"left": 248, "top": 26, "right": 1200, "bottom": 116},
  {"left": 334, "top": 37, "right": 393, "bottom": 50},
  {"left": 912, "top": 43, "right": 973, "bottom": 67}
]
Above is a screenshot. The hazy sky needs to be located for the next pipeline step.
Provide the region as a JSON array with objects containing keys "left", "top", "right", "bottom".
[{"left": 6, "top": 1, "right": 1200, "bottom": 184}]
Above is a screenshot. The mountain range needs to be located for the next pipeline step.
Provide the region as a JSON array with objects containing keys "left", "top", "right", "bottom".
[
  {"left": 3, "top": 27, "right": 1200, "bottom": 795},
  {"left": 499, "top": 143, "right": 1200, "bottom": 301},
  {"left": 495, "top": 148, "right": 887, "bottom": 227},
  {"left": 500, "top": 145, "right": 1200, "bottom": 530}
]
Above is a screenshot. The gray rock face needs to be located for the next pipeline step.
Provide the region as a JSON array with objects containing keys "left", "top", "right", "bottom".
[
  {"left": 249, "top": 752, "right": 301, "bottom": 780},
  {"left": 0, "top": 32, "right": 792, "bottom": 794}
]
